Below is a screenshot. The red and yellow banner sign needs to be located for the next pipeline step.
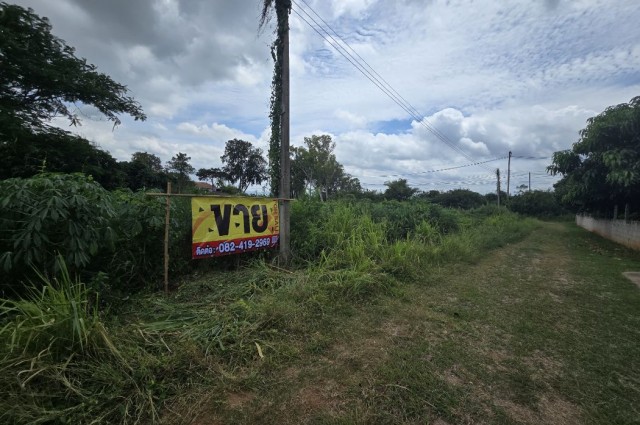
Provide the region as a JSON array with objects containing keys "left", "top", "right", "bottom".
[{"left": 191, "top": 197, "right": 279, "bottom": 258}]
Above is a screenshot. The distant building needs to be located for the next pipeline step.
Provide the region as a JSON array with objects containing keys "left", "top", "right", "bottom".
[{"left": 193, "top": 181, "right": 215, "bottom": 192}]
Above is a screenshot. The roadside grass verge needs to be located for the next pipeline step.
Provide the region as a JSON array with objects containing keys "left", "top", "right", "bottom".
[
  {"left": 255, "top": 221, "right": 640, "bottom": 425},
  {"left": 0, "top": 207, "right": 537, "bottom": 424}
]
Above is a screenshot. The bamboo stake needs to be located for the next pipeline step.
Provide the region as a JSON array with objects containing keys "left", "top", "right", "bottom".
[{"left": 164, "top": 182, "right": 171, "bottom": 294}]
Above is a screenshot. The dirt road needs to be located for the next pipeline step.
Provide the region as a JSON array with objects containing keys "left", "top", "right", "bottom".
[{"left": 197, "top": 222, "right": 640, "bottom": 424}]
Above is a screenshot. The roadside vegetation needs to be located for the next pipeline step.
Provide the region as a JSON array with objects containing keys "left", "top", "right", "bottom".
[{"left": 1, "top": 189, "right": 536, "bottom": 424}]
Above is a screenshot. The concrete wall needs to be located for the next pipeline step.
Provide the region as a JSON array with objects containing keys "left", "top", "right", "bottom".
[{"left": 576, "top": 215, "right": 640, "bottom": 250}]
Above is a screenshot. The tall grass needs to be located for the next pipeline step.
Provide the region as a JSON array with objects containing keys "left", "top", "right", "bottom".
[
  {"left": 0, "top": 201, "right": 537, "bottom": 423},
  {"left": 1, "top": 256, "right": 107, "bottom": 359},
  {"left": 0, "top": 257, "right": 158, "bottom": 425}
]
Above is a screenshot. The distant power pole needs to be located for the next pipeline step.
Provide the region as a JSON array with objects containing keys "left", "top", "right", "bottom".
[
  {"left": 279, "top": 13, "right": 291, "bottom": 264},
  {"left": 496, "top": 168, "right": 501, "bottom": 206},
  {"left": 528, "top": 172, "right": 531, "bottom": 192},
  {"left": 506, "top": 151, "right": 512, "bottom": 198}
]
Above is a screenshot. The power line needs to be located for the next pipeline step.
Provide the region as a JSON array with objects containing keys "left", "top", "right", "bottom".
[
  {"left": 512, "top": 155, "right": 551, "bottom": 160},
  {"left": 356, "top": 156, "right": 506, "bottom": 179},
  {"left": 290, "top": 1, "right": 494, "bottom": 173},
  {"left": 296, "top": 0, "right": 451, "bottom": 145}
]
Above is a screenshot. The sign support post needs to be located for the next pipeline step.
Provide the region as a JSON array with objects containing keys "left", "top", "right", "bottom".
[{"left": 164, "top": 182, "right": 171, "bottom": 294}]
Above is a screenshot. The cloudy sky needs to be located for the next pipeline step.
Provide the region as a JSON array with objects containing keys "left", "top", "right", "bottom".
[{"left": 13, "top": 0, "right": 640, "bottom": 194}]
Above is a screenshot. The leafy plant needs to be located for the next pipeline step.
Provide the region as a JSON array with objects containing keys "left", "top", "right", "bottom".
[{"left": 0, "top": 173, "right": 115, "bottom": 290}]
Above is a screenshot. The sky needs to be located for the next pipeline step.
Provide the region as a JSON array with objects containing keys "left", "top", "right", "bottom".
[{"left": 12, "top": 0, "right": 640, "bottom": 194}]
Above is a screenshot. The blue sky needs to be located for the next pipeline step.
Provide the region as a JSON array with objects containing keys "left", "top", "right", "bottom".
[{"left": 14, "top": 0, "right": 640, "bottom": 193}]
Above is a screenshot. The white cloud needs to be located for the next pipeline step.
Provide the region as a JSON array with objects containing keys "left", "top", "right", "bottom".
[
  {"left": 176, "top": 122, "right": 259, "bottom": 145},
  {"left": 10, "top": 0, "right": 640, "bottom": 194}
]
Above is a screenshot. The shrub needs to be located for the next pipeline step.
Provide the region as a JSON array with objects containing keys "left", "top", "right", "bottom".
[
  {"left": 0, "top": 174, "right": 194, "bottom": 295},
  {"left": 0, "top": 173, "right": 115, "bottom": 292},
  {"left": 367, "top": 200, "right": 452, "bottom": 241},
  {"left": 508, "top": 190, "right": 566, "bottom": 217}
]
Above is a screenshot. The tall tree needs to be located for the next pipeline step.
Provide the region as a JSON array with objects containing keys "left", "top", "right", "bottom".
[
  {"left": 221, "top": 139, "right": 268, "bottom": 192},
  {"left": 0, "top": 3, "right": 145, "bottom": 130},
  {"left": 548, "top": 96, "right": 640, "bottom": 213},
  {"left": 384, "top": 179, "right": 418, "bottom": 201},
  {"left": 259, "top": 0, "right": 292, "bottom": 196},
  {"left": 166, "top": 152, "right": 195, "bottom": 193},
  {"left": 196, "top": 167, "right": 228, "bottom": 188},
  {"left": 430, "top": 189, "right": 486, "bottom": 209},
  {"left": 0, "top": 3, "right": 145, "bottom": 185},
  {"left": 291, "top": 134, "right": 361, "bottom": 199},
  {"left": 123, "top": 151, "right": 166, "bottom": 190}
]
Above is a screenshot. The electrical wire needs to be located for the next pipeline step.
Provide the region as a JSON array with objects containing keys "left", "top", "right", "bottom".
[
  {"left": 290, "top": 2, "right": 558, "bottom": 190},
  {"left": 290, "top": 1, "right": 495, "bottom": 173},
  {"left": 355, "top": 156, "right": 506, "bottom": 179}
]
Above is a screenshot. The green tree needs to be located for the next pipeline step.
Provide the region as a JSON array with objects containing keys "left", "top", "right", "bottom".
[
  {"left": 336, "top": 174, "right": 363, "bottom": 196},
  {"left": 548, "top": 96, "right": 640, "bottom": 213},
  {"left": 290, "top": 134, "right": 359, "bottom": 199},
  {"left": 0, "top": 3, "right": 145, "bottom": 129},
  {"left": 221, "top": 139, "right": 268, "bottom": 192},
  {"left": 508, "top": 190, "right": 565, "bottom": 217},
  {"left": 259, "top": 0, "right": 292, "bottom": 195},
  {"left": 0, "top": 126, "right": 125, "bottom": 189},
  {"left": 196, "top": 167, "right": 228, "bottom": 188},
  {"left": 166, "top": 152, "right": 195, "bottom": 193},
  {"left": 384, "top": 179, "right": 418, "bottom": 201},
  {"left": 431, "top": 189, "right": 486, "bottom": 209},
  {"left": 0, "top": 3, "right": 145, "bottom": 185},
  {"left": 122, "top": 151, "right": 167, "bottom": 190}
]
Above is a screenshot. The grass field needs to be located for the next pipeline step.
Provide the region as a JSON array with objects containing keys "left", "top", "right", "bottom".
[
  {"left": 2, "top": 218, "right": 640, "bottom": 424},
  {"left": 192, "top": 221, "right": 640, "bottom": 424}
]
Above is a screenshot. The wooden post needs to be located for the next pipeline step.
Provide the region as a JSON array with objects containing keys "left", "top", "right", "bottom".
[
  {"left": 279, "top": 14, "right": 291, "bottom": 264},
  {"left": 506, "top": 151, "right": 512, "bottom": 199},
  {"left": 164, "top": 182, "right": 171, "bottom": 294}
]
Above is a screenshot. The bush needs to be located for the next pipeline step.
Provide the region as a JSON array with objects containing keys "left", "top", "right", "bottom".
[
  {"left": 97, "top": 189, "right": 193, "bottom": 292},
  {"left": 0, "top": 173, "right": 115, "bottom": 292},
  {"left": 508, "top": 190, "right": 566, "bottom": 217},
  {"left": 367, "top": 200, "right": 460, "bottom": 241},
  {"left": 0, "top": 174, "right": 195, "bottom": 295}
]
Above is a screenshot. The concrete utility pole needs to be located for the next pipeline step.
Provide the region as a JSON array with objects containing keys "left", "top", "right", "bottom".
[
  {"left": 529, "top": 172, "right": 531, "bottom": 192},
  {"left": 496, "top": 168, "right": 501, "bottom": 206},
  {"left": 506, "top": 150, "right": 512, "bottom": 198},
  {"left": 279, "top": 17, "right": 291, "bottom": 264}
]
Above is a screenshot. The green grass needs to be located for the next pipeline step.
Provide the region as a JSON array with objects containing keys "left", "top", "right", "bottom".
[
  {"left": 13, "top": 208, "right": 638, "bottom": 424},
  {"left": 244, "top": 221, "right": 640, "bottom": 425}
]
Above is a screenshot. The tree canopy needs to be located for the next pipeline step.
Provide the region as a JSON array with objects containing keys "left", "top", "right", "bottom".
[
  {"left": 166, "top": 153, "right": 195, "bottom": 193},
  {"left": 121, "top": 152, "right": 167, "bottom": 191},
  {"left": 384, "top": 179, "right": 418, "bottom": 201},
  {"left": 508, "top": 190, "right": 565, "bottom": 217},
  {"left": 221, "top": 139, "right": 268, "bottom": 192},
  {"left": 431, "top": 189, "right": 486, "bottom": 209},
  {"left": 548, "top": 96, "right": 640, "bottom": 213},
  {"left": 290, "top": 134, "right": 361, "bottom": 199},
  {"left": 0, "top": 3, "right": 145, "bottom": 187},
  {"left": 196, "top": 167, "right": 228, "bottom": 189},
  {"left": 0, "top": 3, "right": 145, "bottom": 131}
]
